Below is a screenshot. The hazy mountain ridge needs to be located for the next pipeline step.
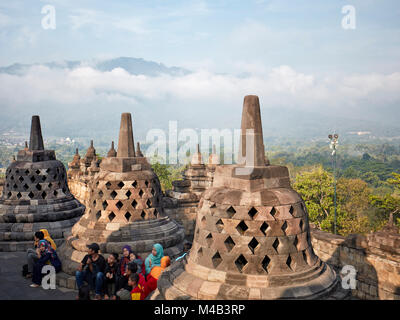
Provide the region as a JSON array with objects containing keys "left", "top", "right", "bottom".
[{"left": 0, "top": 57, "right": 190, "bottom": 76}]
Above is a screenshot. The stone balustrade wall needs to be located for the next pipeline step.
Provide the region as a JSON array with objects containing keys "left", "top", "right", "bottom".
[{"left": 310, "top": 227, "right": 400, "bottom": 300}]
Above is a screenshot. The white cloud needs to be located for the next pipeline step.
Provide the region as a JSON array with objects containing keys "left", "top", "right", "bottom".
[{"left": 0, "top": 64, "right": 399, "bottom": 121}]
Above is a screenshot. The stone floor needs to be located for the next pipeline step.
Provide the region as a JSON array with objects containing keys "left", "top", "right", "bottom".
[{"left": 0, "top": 252, "right": 77, "bottom": 300}]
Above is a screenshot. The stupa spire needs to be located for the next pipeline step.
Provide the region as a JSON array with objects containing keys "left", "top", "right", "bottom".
[
  {"left": 136, "top": 142, "right": 144, "bottom": 157},
  {"left": 29, "top": 115, "right": 44, "bottom": 151},
  {"left": 107, "top": 141, "right": 117, "bottom": 158},
  {"left": 117, "top": 113, "right": 136, "bottom": 158},
  {"left": 237, "top": 95, "right": 267, "bottom": 166}
]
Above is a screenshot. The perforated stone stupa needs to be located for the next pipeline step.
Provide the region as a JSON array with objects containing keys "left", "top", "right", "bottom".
[
  {"left": 163, "top": 144, "right": 218, "bottom": 239},
  {"left": 0, "top": 116, "right": 85, "bottom": 251},
  {"left": 59, "top": 113, "right": 185, "bottom": 274},
  {"left": 157, "top": 96, "right": 338, "bottom": 299}
]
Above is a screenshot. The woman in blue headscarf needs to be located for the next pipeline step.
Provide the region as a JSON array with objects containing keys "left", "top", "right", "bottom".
[
  {"left": 145, "top": 243, "right": 164, "bottom": 276},
  {"left": 30, "top": 239, "right": 62, "bottom": 287}
]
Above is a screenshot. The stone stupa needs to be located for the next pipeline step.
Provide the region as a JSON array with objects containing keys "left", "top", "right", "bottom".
[
  {"left": 157, "top": 96, "right": 338, "bottom": 300},
  {"left": 59, "top": 113, "right": 185, "bottom": 274},
  {"left": 0, "top": 116, "right": 85, "bottom": 251}
]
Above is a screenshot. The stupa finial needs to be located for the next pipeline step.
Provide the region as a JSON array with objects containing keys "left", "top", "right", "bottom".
[
  {"left": 107, "top": 141, "right": 117, "bottom": 158},
  {"left": 237, "top": 95, "right": 267, "bottom": 166},
  {"left": 29, "top": 115, "right": 44, "bottom": 151},
  {"left": 117, "top": 113, "right": 135, "bottom": 158},
  {"left": 136, "top": 142, "right": 144, "bottom": 157}
]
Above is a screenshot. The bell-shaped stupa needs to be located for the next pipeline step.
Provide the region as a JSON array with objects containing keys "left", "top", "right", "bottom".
[
  {"left": 0, "top": 116, "right": 85, "bottom": 251},
  {"left": 59, "top": 113, "right": 185, "bottom": 274},
  {"left": 157, "top": 96, "right": 338, "bottom": 299}
]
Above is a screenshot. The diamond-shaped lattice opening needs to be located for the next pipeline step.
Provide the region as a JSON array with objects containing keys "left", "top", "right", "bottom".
[
  {"left": 293, "top": 236, "right": 298, "bottom": 249},
  {"left": 23, "top": 184, "right": 29, "bottom": 191},
  {"left": 201, "top": 216, "right": 206, "bottom": 227},
  {"left": 108, "top": 212, "right": 116, "bottom": 222},
  {"left": 10, "top": 175, "right": 14, "bottom": 181},
  {"left": 41, "top": 191, "right": 47, "bottom": 199},
  {"left": 151, "top": 188, "right": 155, "bottom": 196},
  {"left": 141, "top": 211, "right": 146, "bottom": 219},
  {"left": 132, "top": 180, "right": 138, "bottom": 188},
  {"left": 13, "top": 183, "right": 18, "bottom": 189},
  {"left": 48, "top": 183, "right": 52, "bottom": 188},
  {"left": 96, "top": 211, "right": 101, "bottom": 220},
  {"left": 145, "top": 180, "right": 149, "bottom": 187},
  {"left": 139, "top": 190, "right": 144, "bottom": 198},
  {"left": 25, "top": 169, "right": 30, "bottom": 175},
  {"left": 212, "top": 252, "right": 222, "bottom": 268},
  {"left": 53, "top": 190, "right": 58, "bottom": 197},
  {"left": 281, "top": 221, "right": 288, "bottom": 234},
  {"left": 289, "top": 205, "right": 294, "bottom": 216},
  {"left": 236, "top": 220, "right": 248, "bottom": 235},
  {"left": 105, "top": 182, "right": 112, "bottom": 189},
  {"left": 102, "top": 200, "right": 108, "bottom": 210},
  {"left": 260, "top": 222, "right": 269, "bottom": 235},
  {"left": 124, "top": 212, "right": 132, "bottom": 221},
  {"left": 131, "top": 199, "right": 138, "bottom": 209},
  {"left": 286, "top": 255, "right": 293, "bottom": 270},
  {"left": 110, "top": 190, "right": 117, "bottom": 199},
  {"left": 62, "top": 187, "right": 67, "bottom": 194},
  {"left": 262, "top": 256, "right": 271, "bottom": 273},
  {"left": 125, "top": 190, "right": 132, "bottom": 198},
  {"left": 216, "top": 219, "right": 224, "bottom": 231},
  {"left": 226, "top": 206, "right": 236, "bottom": 218},
  {"left": 206, "top": 233, "right": 213, "bottom": 247},
  {"left": 16, "top": 192, "right": 22, "bottom": 199},
  {"left": 116, "top": 200, "right": 123, "bottom": 210},
  {"left": 93, "top": 200, "right": 97, "bottom": 207},
  {"left": 146, "top": 199, "right": 151, "bottom": 207},
  {"left": 248, "top": 207, "right": 258, "bottom": 219},
  {"left": 7, "top": 192, "right": 12, "bottom": 199},
  {"left": 270, "top": 207, "right": 277, "bottom": 218},
  {"left": 299, "top": 219, "right": 304, "bottom": 231},
  {"left": 224, "top": 236, "right": 235, "bottom": 252},
  {"left": 198, "top": 247, "right": 203, "bottom": 257},
  {"left": 117, "top": 181, "right": 124, "bottom": 189},
  {"left": 98, "top": 190, "right": 104, "bottom": 197},
  {"left": 35, "top": 170, "right": 41, "bottom": 175},
  {"left": 53, "top": 174, "right": 58, "bottom": 179},
  {"left": 210, "top": 203, "right": 216, "bottom": 208},
  {"left": 272, "top": 238, "right": 280, "bottom": 252},
  {"left": 153, "top": 209, "right": 158, "bottom": 217},
  {"left": 18, "top": 176, "right": 24, "bottom": 183},
  {"left": 42, "top": 175, "right": 47, "bottom": 181},
  {"left": 30, "top": 176, "right": 35, "bottom": 183},
  {"left": 248, "top": 237, "right": 259, "bottom": 254},
  {"left": 235, "top": 254, "right": 248, "bottom": 273},
  {"left": 302, "top": 250, "right": 309, "bottom": 265}
]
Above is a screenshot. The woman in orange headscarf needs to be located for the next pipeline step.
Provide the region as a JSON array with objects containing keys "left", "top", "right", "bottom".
[
  {"left": 39, "top": 229, "right": 57, "bottom": 250},
  {"left": 143, "top": 256, "right": 170, "bottom": 298}
]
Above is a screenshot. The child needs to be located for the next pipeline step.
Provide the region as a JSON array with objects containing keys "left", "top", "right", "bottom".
[
  {"left": 129, "top": 251, "right": 145, "bottom": 275},
  {"left": 129, "top": 273, "right": 144, "bottom": 300},
  {"left": 104, "top": 253, "right": 118, "bottom": 300}
]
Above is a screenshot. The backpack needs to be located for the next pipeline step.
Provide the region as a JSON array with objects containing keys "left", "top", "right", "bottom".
[{"left": 22, "top": 264, "right": 29, "bottom": 277}]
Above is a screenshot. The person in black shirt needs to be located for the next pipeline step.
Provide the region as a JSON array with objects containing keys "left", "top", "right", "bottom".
[
  {"left": 75, "top": 243, "right": 106, "bottom": 300},
  {"left": 103, "top": 253, "right": 119, "bottom": 300}
]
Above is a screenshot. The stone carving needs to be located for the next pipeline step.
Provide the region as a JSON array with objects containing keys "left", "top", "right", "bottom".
[
  {"left": 59, "top": 113, "right": 185, "bottom": 274},
  {"left": 157, "top": 96, "right": 338, "bottom": 299},
  {"left": 0, "top": 116, "right": 85, "bottom": 251}
]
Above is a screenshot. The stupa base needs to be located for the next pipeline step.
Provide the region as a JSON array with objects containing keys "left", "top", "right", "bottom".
[{"left": 157, "top": 257, "right": 339, "bottom": 300}]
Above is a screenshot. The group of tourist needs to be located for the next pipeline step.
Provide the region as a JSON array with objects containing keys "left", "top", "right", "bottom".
[
  {"left": 24, "top": 229, "right": 62, "bottom": 288},
  {"left": 24, "top": 229, "right": 190, "bottom": 300},
  {"left": 75, "top": 242, "right": 171, "bottom": 300}
]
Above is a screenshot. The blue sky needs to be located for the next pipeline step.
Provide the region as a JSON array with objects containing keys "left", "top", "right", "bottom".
[
  {"left": 0, "top": 0, "right": 399, "bottom": 141},
  {"left": 0, "top": 0, "right": 399, "bottom": 74}
]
